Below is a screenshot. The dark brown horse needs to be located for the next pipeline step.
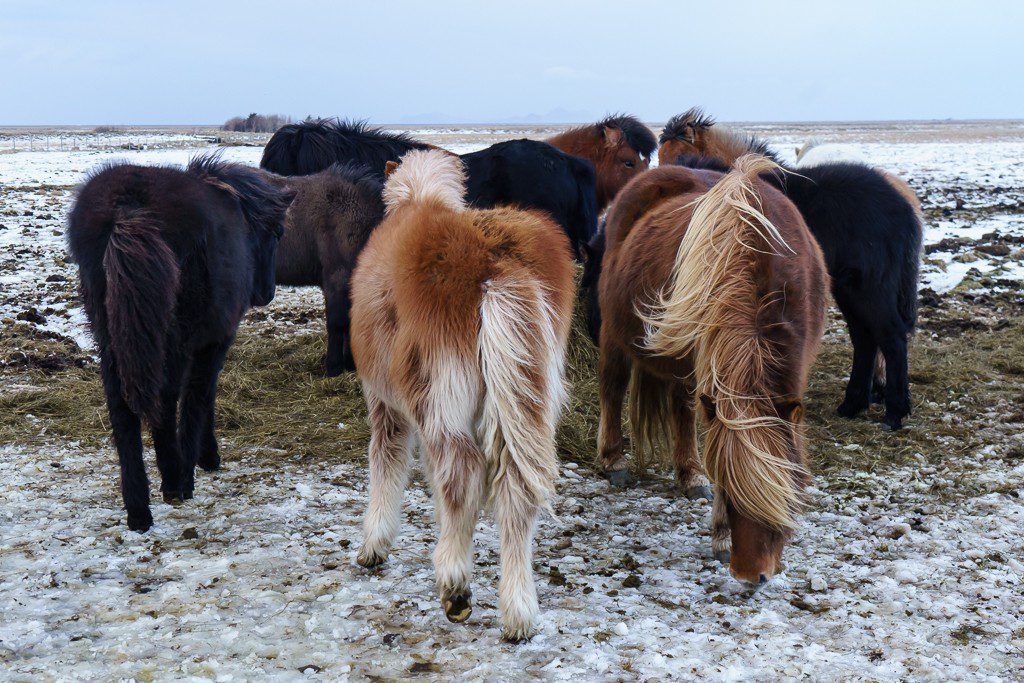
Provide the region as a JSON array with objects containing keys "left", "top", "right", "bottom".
[
  {"left": 547, "top": 114, "right": 657, "bottom": 210},
  {"left": 67, "top": 156, "right": 294, "bottom": 531},
  {"left": 596, "top": 155, "right": 828, "bottom": 583},
  {"left": 658, "top": 108, "right": 922, "bottom": 430},
  {"left": 269, "top": 164, "right": 385, "bottom": 375}
]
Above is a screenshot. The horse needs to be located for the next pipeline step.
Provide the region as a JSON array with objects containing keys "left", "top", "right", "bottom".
[
  {"left": 659, "top": 107, "right": 923, "bottom": 430},
  {"left": 350, "top": 149, "right": 575, "bottom": 641},
  {"left": 596, "top": 155, "right": 828, "bottom": 583},
  {"left": 67, "top": 155, "right": 294, "bottom": 532},
  {"left": 546, "top": 114, "right": 657, "bottom": 210},
  {"left": 269, "top": 163, "right": 385, "bottom": 375},
  {"left": 260, "top": 119, "right": 598, "bottom": 257}
]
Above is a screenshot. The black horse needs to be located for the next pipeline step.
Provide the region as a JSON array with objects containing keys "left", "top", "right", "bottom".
[
  {"left": 67, "top": 155, "right": 294, "bottom": 531},
  {"left": 261, "top": 119, "right": 598, "bottom": 256},
  {"left": 656, "top": 110, "right": 923, "bottom": 430}
]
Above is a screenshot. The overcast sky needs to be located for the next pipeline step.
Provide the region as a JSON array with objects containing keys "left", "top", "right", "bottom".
[{"left": 2, "top": 0, "right": 1021, "bottom": 125}]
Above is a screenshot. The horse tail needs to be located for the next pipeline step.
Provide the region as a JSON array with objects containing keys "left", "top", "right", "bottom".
[
  {"left": 881, "top": 171, "right": 923, "bottom": 332},
  {"left": 103, "top": 209, "right": 180, "bottom": 423},
  {"left": 627, "top": 366, "right": 675, "bottom": 475},
  {"left": 478, "top": 275, "right": 566, "bottom": 511},
  {"left": 382, "top": 149, "right": 467, "bottom": 215},
  {"left": 641, "top": 153, "right": 805, "bottom": 530}
]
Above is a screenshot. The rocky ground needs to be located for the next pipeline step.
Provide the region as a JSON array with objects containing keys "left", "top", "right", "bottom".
[{"left": 1, "top": 124, "right": 1023, "bottom": 680}]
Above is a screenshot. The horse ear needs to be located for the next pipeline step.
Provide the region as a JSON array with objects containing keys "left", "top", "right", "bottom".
[
  {"left": 384, "top": 160, "right": 399, "bottom": 178},
  {"left": 602, "top": 126, "right": 623, "bottom": 148},
  {"left": 775, "top": 399, "right": 803, "bottom": 423}
]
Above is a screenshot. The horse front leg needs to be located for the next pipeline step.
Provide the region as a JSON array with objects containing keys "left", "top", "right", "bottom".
[
  {"left": 597, "top": 339, "right": 634, "bottom": 488},
  {"left": 712, "top": 487, "right": 731, "bottom": 565},
  {"left": 323, "top": 270, "right": 355, "bottom": 377},
  {"left": 671, "top": 382, "right": 712, "bottom": 500}
]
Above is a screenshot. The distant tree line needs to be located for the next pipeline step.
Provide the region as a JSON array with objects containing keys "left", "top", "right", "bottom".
[{"left": 222, "top": 113, "right": 293, "bottom": 133}]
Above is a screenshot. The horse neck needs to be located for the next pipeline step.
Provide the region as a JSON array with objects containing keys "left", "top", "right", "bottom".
[{"left": 547, "top": 128, "right": 596, "bottom": 158}]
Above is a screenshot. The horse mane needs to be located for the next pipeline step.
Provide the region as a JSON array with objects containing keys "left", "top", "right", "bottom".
[
  {"left": 660, "top": 107, "right": 780, "bottom": 164},
  {"left": 187, "top": 153, "right": 294, "bottom": 233},
  {"left": 598, "top": 114, "right": 657, "bottom": 159},
  {"left": 382, "top": 149, "right": 467, "bottom": 215},
  {"left": 640, "top": 154, "right": 804, "bottom": 530},
  {"left": 659, "top": 107, "right": 716, "bottom": 144},
  {"left": 261, "top": 118, "right": 432, "bottom": 177}
]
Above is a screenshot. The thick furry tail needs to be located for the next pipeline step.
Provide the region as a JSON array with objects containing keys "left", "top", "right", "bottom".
[
  {"left": 478, "top": 276, "right": 567, "bottom": 510},
  {"left": 640, "top": 154, "right": 805, "bottom": 530},
  {"left": 881, "top": 171, "right": 923, "bottom": 332},
  {"left": 103, "top": 210, "right": 179, "bottom": 423},
  {"left": 382, "top": 149, "right": 467, "bottom": 215}
]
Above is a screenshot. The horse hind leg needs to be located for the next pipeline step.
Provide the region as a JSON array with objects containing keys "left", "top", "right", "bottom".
[
  {"left": 422, "top": 431, "right": 486, "bottom": 625},
  {"left": 836, "top": 314, "right": 877, "bottom": 419},
  {"left": 101, "top": 360, "right": 152, "bottom": 531},
  {"left": 879, "top": 331, "right": 911, "bottom": 431},
  {"left": 356, "top": 395, "right": 413, "bottom": 568}
]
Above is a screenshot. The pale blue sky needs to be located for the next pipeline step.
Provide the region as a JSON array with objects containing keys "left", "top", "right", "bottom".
[{"left": 2, "top": 0, "right": 1021, "bottom": 124}]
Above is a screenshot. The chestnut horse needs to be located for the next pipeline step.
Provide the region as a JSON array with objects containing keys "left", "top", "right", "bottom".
[
  {"left": 350, "top": 149, "right": 575, "bottom": 641},
  {"left": 659, "top": 108, "right": 922, "bottom": 430},
  {"left": 597, "top": 155, "right": 828, "bottom": 583},
  {"left": 546, "top": 114, "right": 657, "bottom": 210}
]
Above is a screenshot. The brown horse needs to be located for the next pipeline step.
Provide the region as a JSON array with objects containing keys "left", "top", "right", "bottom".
[
  {"left": 547, "top": 114, "right": 657, "bottom": 210},
  {"left": 269, "top": 164, "right": 385, "bottom": 376},
  {"left": 596, "top": 155, "right": 828, "bottom": 583},
  {"left": 350, "top": 149, "right": 575, "bottom": 641}
]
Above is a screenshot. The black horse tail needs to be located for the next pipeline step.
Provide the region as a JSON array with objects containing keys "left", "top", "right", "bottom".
[
  {"left": 573, "top": 157, "right": 599, "bottom": 259},
  {"left": 899, "top": 231, "right": 921, "bottom": 332},
  {"left": 103, "top": 209, "right": 180, "bottom": 423}
]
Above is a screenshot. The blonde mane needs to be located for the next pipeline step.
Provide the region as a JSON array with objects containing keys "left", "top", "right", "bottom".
[
  {"left": 640, "top": 154, "right": 805, "bottom": 530},
  {"left": 382, "top": 148, "right": 467, "bottom": 215}
]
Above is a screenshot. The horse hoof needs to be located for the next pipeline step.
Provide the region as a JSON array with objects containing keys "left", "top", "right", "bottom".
[
  {"left": 713, "top": 549, "right": 731, "bottom": 565},
  {"left": 162, "top": 491, "right": 186, "bottom": 505},
  {"left": 442, "top": 588, "right": 473, "bottom": 623},
  {"left": 127, "top": 512, "right": 153, "bottom": 532},
  {"left": 836, "top": 402, "right": 865, "bottom": 419},
  {"left": 197, "top": 455, "right": 220, "bottom": 472},
  {"left": 881, "top": 419, "right": 903, "bottom": 432},
  {"left": 607, "top": 469, "right": 636, "bottom": 489},
  {"left": 356, "top": 548, "right": 386, "bottom": 568},
  {"left": 685, "top": 485, "right": 714, "bottom": 501},
  {"left": 500, "top": 623, "right": 535, "bottom": 643}
]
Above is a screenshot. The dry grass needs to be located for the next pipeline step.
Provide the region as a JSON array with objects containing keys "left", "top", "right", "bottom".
[{"left": 1, "top": 293, "right": 1022, "bottom": 489}]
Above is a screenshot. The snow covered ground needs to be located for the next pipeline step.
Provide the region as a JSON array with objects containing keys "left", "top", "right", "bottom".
[{"left": 2, "top": 124, "right": 1024, "bottom": 680}]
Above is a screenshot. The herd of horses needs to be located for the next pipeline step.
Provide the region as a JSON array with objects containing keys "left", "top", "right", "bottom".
[{"left": 66, "top": 111, "right": 923, "bottom": 642}]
